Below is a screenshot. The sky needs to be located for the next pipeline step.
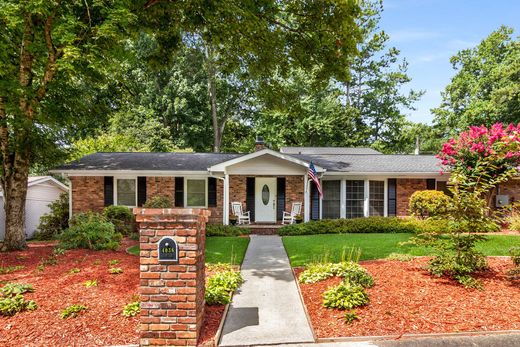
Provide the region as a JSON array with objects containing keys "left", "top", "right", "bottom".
[{"left": 379, "top": 0, "right": 520, "bottom": 124}]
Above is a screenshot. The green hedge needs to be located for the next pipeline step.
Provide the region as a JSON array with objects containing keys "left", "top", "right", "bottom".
[
  {"left": 206, "top": 224, "right": 250, "bottom": 237},
  {"left": 278, "top": 217, "right": 450, "bottom": 236}
]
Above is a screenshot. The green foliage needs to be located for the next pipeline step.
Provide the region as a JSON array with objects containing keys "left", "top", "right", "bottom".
[
  {"left": 0, "top": 282, "right": 36, "bottom": 316},
  {"left": 122, "top": 301, "right": 140, "bottom": 317},
  {"left": 206, "top": 224, "right": 250, "bottom": 237},
  {"left": 427, "top": 249, "right": 488, "bottom": 288},
  {"left": 510, "top": 247, "right": 520, "bottom": 267},
  {"left": 108, "top": 260, "right": 120, "bottom": 266},
  {"left": 68, "top": 268, "right": 81, "bottom": 274},
  {"left": 0, "top": 265, "right": 24, "bottom": 274},
  {"left": 103, "top": 205, "right": 134, "bottom": 236},
  {"left": 386, "top": 253, "right": 415, "bottom": 262},
  {"left": 53, "top": 247, "right": 66, "bottom": 256},
  {"left": 508, "top": 216, "right": 520, "bottom": 231},
  {"left": 34, "top": 193, "right": 70, "bottom": 240},
  {"left": 61, "top": 305, "right": 87, "bottom": 319},
  {"left": 84, "top": 280, "right": 97, "bottom": 288},
  {"left": 433, "top": 26, "right": 520, "bottom": 133},
  {"left": 299, "top": 262, "right": 374, "bottom": 288},
  {"left": 205, "top": 270, "right": 244, "bottom": 305},
  {"left": 0, "top": 283, "right": 34, "bottom": 297},
  {"left": 109, "top": 267, "right": 123, "bottom": 275},
  {"left": 206, "top": 263, "right": 234, "bottom": 272},
  {"left": 279, "top": 217, "right": 419, "bottom": 236},
  {"left": 409, "top": 190, "right": 451, "bottom": 219},
  {"left": 344, "top": 310, "right": 359, "bottom": 324},
  {"left": 143, "top": 196, "right": 173, "bottom": 208},
  {"left": 59, "top": 212, "right": 122, "bottom": 251},
  {"left": 0, "top": 294, "right": 37, "bottom": 316},
  {"left": 322, "top": 282, "right": 369, "bottom": 310}
]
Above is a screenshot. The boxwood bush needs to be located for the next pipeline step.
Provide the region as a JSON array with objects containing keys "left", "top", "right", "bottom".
[
  {"left": 103, "top": 205, "right": 134, "bottom": 235},
  {"left": 279, "top": 217, "right": 422, "bottom": 236},
  {"left": 206, "top": 224, "right": 250, "bottom": 237},
  {"left": 59, "top": 212, "right": 122, "bottom": 250}
]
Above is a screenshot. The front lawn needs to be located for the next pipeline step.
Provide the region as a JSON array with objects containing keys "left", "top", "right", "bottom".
[
  {"left": 283, "top": 233, "right": 520, "bottom": 266},
  {"left": 127, "top": 236, "right": 249, "bottom": 265}
]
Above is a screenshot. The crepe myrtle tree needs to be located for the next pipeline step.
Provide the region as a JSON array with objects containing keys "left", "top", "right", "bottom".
[
  {"left": 0, "top": 1, "right": 138, "bottom": 251},
  {"left": 411, "top": 123, "right": 520, "bottom": 288}
]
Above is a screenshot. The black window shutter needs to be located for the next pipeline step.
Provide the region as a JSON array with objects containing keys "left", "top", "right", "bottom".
[
  {"left": 104, "top": 176, "right": 114, "bottom": 206},
  {"left": 311, "top": 183, "right": 320, "bottom": 220},
  {"left": 276, "top": 177, "right": 286, "bottom": 221},
  {"left": 426, "top": 179, "right": 436, "bottom": 190},
  {"left": 387, "top": 178, "right": 397, "bottom": 217},
  {"left": 246, "top": 177, "right": 255, "bottom": 221},
  {"left": 175, "top": 177, "right": 184, "bottom": 207},
  {"left": 208, "top": 177, "right": 217, "bottom": 207},
  {"left": 137, "top": 177, "right": 147, "bottom": 207}
]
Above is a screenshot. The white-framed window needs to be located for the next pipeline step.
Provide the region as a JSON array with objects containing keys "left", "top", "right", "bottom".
[
  {"left": 369, "top": 180, "right": 385, "bottom": 216},
  {"left": 115, "top": 178, "right": 137, "bottom": 207},
  {"left": 185, "top": 178, "right": 207, "bottom": 207},
  {"left": 345, "top": 180, "right": 365, "bottom": 218},
  {"left": 322, "top": 180, "right": 341, "bottom": 219}
]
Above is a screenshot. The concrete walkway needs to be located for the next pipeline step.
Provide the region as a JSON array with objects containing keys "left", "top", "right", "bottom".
[{"left": 219, "top": 235, "right": 314, "bottom": 346}]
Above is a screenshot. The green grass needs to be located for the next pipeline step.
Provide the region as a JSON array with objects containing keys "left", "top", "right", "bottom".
[
  {"left": 127, "top": 236, "right": 250, "bottom": 265},
  {"left": 282, "top": 233, "right": 520, "bottom": 267}
]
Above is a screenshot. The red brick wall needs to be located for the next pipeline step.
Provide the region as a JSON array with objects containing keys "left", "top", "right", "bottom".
[
  {"left": 499, "top": 179, "right": 520, "bottom": 205},
  {"left": 208, "top": 179, "right": 224, "bottom": 224},
  {"left": 135, "top": 208, "right": 209, "bottom": 347},
  {"left": 146, "top": 177, "right": 174, "bottom": 205},
  {"left": 396, "top": 179, "right": 427, "bottom": 216},
  {"left": 70, "top": 176, "right": 104, "bottom": 214}
]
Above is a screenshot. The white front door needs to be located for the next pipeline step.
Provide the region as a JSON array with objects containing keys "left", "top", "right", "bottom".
[{"left": 255, "top": 177, "right": 277, "bottom": 222}]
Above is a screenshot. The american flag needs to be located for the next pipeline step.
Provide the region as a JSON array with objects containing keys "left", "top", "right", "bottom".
[{"left": 308, "top": 162, "right": 323, "bottom": 198}]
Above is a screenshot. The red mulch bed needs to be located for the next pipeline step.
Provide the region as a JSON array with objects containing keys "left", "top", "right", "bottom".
[
  {"left": 0, "top": 240, "right": 226, "bottom": 346},
  {"left": 296, "top": 257, "right": 520, "bottom": 339}
]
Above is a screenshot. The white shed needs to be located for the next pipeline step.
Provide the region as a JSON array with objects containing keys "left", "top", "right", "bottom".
[{"left": 0, "top": 176, "right": 69, "bottom": 240}]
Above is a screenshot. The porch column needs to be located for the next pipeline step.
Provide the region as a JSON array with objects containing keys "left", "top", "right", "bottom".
[
  {"left": 304, "top": 174, "right": 310, "bottom": 222},
  {"left": 223, "top": 173, "right": 230, "bottom": 225}
]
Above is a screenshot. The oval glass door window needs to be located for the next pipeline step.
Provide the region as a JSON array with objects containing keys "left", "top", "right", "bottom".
[{"left": 262, "top": 185, "right": 270, "bottom": 205}]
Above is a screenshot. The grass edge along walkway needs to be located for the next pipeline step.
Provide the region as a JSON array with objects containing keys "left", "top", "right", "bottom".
[
  {"left": 127, "top": 236, "right": 250, "bottom": 265},
  {"left": 282, "top": 233, "right": 520, "bottom": 267}
]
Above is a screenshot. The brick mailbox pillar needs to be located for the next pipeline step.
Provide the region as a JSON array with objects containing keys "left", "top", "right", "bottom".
[{"left": 134, "top": 208, "right": 210, "bottom": 347}]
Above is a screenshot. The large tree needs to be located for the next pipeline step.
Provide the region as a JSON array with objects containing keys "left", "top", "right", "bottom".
[{"left": 432, "top": 26, "right": 520, "bottom": 135}]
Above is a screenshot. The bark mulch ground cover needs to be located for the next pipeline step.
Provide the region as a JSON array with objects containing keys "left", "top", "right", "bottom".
[
  {"left": 296, "top": 257, "right": 520, "bottom": 339},
  {"left": 0, "top": 240, "right": 226, "bottom": 347}
]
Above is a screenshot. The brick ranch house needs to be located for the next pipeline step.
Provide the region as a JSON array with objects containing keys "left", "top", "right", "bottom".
[{"left": 52, "top": 140, "right": 520, "bottom": 224}]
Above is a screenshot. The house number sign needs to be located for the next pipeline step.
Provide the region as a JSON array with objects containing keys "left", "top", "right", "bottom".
[{"left": 158, "top": 237, "right": 179, "bottom": 263}]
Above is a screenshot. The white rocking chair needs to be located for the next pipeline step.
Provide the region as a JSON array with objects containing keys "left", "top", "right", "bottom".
[
  {"left": 231, "top": 202, "right": 251, "bottom": 225},
  {"left": 282, "top": 202, "right": 302, "bottom": 225}
]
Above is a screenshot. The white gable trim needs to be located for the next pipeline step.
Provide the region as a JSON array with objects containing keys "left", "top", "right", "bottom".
[
  {"left": 208, "top": 148, "right": 325, "bottom": 173},
  {"left": 28, "top": 176, "right": 69, "bottom": 191}
]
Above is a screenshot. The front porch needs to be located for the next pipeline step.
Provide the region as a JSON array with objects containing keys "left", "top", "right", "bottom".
[{"left": 237, "top": 223, "right": 285, "bottom": 235}]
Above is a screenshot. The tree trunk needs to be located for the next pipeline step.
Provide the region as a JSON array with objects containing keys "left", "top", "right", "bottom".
[
  {"left": 205, "top": 45, "right": 221, "bottom": 153},
  {"left": 1, "top": 159, "right": 30, "bottom": 251}
]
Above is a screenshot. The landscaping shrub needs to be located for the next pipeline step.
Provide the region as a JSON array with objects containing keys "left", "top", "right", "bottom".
[
  {"left": 61, "top": 304, "right": 87, "bottom": 319},
  {"left": 279, "top": 217, "right": 418, "bottom": 236},
  {"left": 299, "top": 261, "right": 374, "bottom": 288},
  {"left": 508, "top": 216, "right": 520, "bottom": 231},
  {"left": 510, "top": 247, "right": 520, "bottom": 267},
  {"left": 386, "top": 253, "right": 414, "bottom": 262},
  {"left": 103, "top": 205, "right": 134, "bottom": 235},
  {"left": 344, "top": 310, "right": 359, "bottom": 324},
  {"left": 34, "top": 193, "right": 69, "bottom": 240},
  {"left": 0, "top": 283, "right": 37, "bottom": 316},
  {"left": 205, "top": 270, "right": 243, "bottom": 305},
  {"left": 109, "top": 267, "right": 123, "bottom": 274},
  {"left": 206, "top": 224, "right": 250, "bottom": 237},
  {"left": 322, "top": 282, "right": 369, "bottom": 310},
  {"left": 409, "top": 190, "right": 451, "bottom": 219},
  {"left": 122, "top": 301, "right": 140, "bottom": 317},
  {"left": 58, "top": 212, "right": 122, "bottom": 251},
  {"left": 143, "top": 196, "right": 172, "bottom": 208},
  {"left": 0, "top": 265, "right": 25, "bottom": 274}
]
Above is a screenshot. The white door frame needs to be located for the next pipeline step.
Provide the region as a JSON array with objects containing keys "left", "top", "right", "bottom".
[{"left": 255, "top": 177, "right": 277, "bottom": 222}]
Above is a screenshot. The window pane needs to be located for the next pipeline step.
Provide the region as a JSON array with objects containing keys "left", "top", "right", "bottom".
[
  {"left": 346, "top": 180, "right": 364, "bottom": 218},
  {"left": 187, "top": 179, "right": 206, "bottom": 207},
  {"left": 117, "top": 179, "right": 136, "bottom": 206},
  {"left": 322, "top": 180, "right": 340, "bottom": 219},
  {"left": 369, "top": 181, "right": 384, "bottom": 216}
]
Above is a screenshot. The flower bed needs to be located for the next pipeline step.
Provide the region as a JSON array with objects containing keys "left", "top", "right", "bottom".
[
  {"left": 295, "top": 257, "right": 520, "bottom": 338},
  {"left": 0, "top": 241, "right": 226, "bottom": 346}
]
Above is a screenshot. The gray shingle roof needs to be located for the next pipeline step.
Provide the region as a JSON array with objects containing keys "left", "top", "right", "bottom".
[
  {"left": 280, "top": 147, "right": 382, "bottom": 155},
  {"left": 292, "top": 154, "right": 440, "bottom": 173},
  {"left": 54, "top": 152, "right": 243, "bottom": 171}
]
